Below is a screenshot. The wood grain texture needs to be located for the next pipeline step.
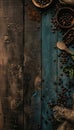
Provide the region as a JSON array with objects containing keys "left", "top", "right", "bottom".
[
  {"left": 0, "top": 0, "right": 74, "bottom": 130},
  {"left": 0, "top": 0, "right": 23, "bottom": 130},
  {"left": 24, "top": 0, "right": 41, "bottom": 130}
]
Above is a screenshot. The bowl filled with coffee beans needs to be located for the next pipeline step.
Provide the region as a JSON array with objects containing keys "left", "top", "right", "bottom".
[
  {"left": 56, "top": 7, "right": 74, "bottom": 29},
  {"left": 63, "top": 27, "right": 74, "bottom": 45},
  {"left": 32, "top": 0, "right": 53, "bottom": 8}
]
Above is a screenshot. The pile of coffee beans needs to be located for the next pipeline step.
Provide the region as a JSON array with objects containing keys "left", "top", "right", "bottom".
[{"left": 34, "top": 0, "right": 51, "bottom": 6}]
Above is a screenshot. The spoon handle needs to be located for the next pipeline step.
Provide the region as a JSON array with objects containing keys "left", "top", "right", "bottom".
[
  {"left": 65, "top": 48, "right": 74, "bottom": 60},
  {"left": 65, "top": 47, "right": 73, "bottom": 55}
]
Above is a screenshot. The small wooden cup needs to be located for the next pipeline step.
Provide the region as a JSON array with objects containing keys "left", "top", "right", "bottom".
[{"left": 32, "top": 0, "right": 53, "bottom": 8}]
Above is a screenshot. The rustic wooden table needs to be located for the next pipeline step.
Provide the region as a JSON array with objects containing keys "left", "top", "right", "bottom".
[{"left": 0, "top": 0, "right": 74, "bottom": 130}]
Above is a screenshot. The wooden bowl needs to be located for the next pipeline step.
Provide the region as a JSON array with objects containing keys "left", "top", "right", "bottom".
[
  {"left": 56, "top": 7, "right": 74, "bottom": 29},
  {"left": 63, "top": 27, "right": 74, "bottom": 45},
  {"left": 59, "top": 0, "right": 74, "bottom": 5},
  {"left": 32, "top": 0, "right": 53, "bottom": 8}
]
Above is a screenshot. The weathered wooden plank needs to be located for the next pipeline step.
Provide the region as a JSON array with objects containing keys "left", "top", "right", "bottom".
[
  {"left": 42, "top": 8, "right": 59, "bottom": 130},
  {"left": 24, "top": 0, "right": 41, "bottom": 130},
  {"left": 0, "top": 1, "right": 23, "bottom": 130}
]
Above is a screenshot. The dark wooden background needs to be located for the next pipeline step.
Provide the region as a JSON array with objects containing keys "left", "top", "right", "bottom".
[{"left": 0, "top": 0, "right": 74, "bottom": 130}]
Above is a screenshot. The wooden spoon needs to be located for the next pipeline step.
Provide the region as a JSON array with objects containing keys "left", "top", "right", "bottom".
[
  {"left": 62, "top": 0, "right": 74, "bottom": 3},
  {"left": 57, "top": 41, "right": 73, "bottom": 55}
]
